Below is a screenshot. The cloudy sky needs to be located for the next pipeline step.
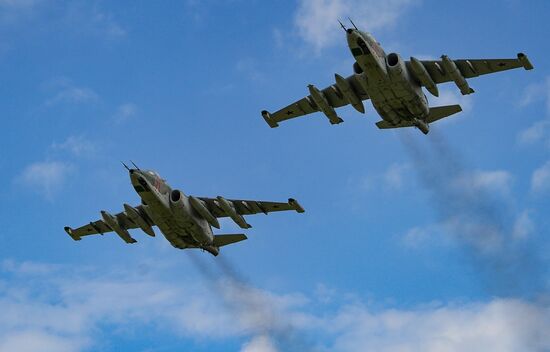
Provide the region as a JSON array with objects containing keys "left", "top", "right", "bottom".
[{"left": 1, "top": 0, "right": 549, "bottom": 351}]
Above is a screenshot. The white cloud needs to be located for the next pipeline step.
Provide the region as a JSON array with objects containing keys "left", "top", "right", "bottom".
[
  {"left": 402, "top": 225, "right": 439, "bottom": 247},
  {"left": 402, "top": 169, "right": 515, "bottom": 252},
  {"left": 0, "top": 261, "right": 307, "bottom": 351},
  {"left": 402, "top": 218, "right": 504, "bottom": 253},
  {"left": 531, "top": 160, "right": 550, "bottom": 194},
  {"left": 0, "top": 0, "right": 41, "bottom": 25},
  {"left": 518, "top": 76, "right": 550, "bottom": 112},
  {"left": 240, "top": 335, "right": 279, "bottom": 352},
  {"left": 517, "top": 119, "right": 550, "bottom": 145},
  {"left": 293, "top": 0, "right": 415, "bottom": 51},
  {"left": 44, "top": 78, "right": 99, "bottom": 107},
  {"left": 452, "top": 170, "right": 513, "bottom": 197},
  {"left": 17, "top": 161, "right": 73, "bottom": 199},
  {"left": 51, "top": 135, "right": 97, "bottom": 157},
  {"left": 512, "top": 210, "right": 534, "bottom": 240},
  {"left": 431, "top": 88, "right": 474, "bottom": 115},
  {"left": 325, "top": 299, "right": 550, "bottom": 352},
  {"left": 0, "top": 1, "right": 125, "bottom": 39},
  {"left": 442, "top": 215, "right": 504, "bottom": 253},
  {"left": 0, "top": 0, "right": 40, "bottom": 10},
  {"left": 88, "top": 6, "right": 125, "bottom": 38},
  {"left": 46, "top": 87, "right": 98, "bottom": 106},
  {"left": 360, "top": 162, "right": 410, "bottom": 192},
  {"left": 383, "top": 163, "right": 409, "bottom": 190},
  {"left": 517, "top": 77, "right": 550, "bottom": 146},
  {"left": 0, "top": 261, "right": 548, "bottom": 352},
  {"left": 113, "top": 103, "right": 138, "bottom": 123},
  {"left": 0, "top": 331, "right": 87, "bottom": 352},
  {"left": 1, "top": 259, "right": 58, "bottom": 275},
  {"left": 236, "top": 58, "right": 264, "bottom": 82}
]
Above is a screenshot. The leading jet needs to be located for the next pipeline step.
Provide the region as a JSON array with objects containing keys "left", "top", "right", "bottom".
[
  {"left": 261, "top": 22, "right": 534, "bottom": 134},
  {"left": 64, "top": 164, "right": 305, "bottom": 256}
]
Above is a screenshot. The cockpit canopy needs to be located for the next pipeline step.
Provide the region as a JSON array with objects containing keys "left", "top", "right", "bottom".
[{"left": 143, "top": 170, "right": 166, "bottom": 183}]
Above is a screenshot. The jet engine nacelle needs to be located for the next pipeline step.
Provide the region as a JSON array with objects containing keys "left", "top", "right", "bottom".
[
  {"left": 169, "top": 189, "right": 188, "bottom": 221},
  {"left": 386, "top": 53, "right": 409, "bottom": 83}
]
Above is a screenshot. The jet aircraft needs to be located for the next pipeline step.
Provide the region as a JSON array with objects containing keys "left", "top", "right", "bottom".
[
  {"left": 64, "top": 164, "right": 305, "bottom": 256},
  {"left": 262, "top": 23, "right": 534, "bottom": 134}
]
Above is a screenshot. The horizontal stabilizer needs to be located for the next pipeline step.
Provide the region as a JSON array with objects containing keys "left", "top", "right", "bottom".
[
  {"left": 375, "top": 104, "right": 463, "bottom": 130},
  {"left": 426, "top": 104, "right": 462, "bottom": 123},
  {"left": 213, "top": 234, "right": 247, "bottom": 247},
  {"left": 376, "top": 120, "right": 414, "bottom": 129}
]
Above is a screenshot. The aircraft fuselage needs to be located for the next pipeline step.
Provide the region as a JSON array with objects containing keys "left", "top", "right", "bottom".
[
  {"left": 129, "top": 169, "right": 218, "bottom": 254},
  {"left": 347, "top": 29, "right": 429, "bottom": 127}
]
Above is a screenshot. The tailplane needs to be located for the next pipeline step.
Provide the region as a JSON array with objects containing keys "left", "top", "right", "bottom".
[
  {"left": 203, "top": 234, "right": 248, "bottom": 256},
  {"left": 213, "top": 234, "right": 248, "bottom": 247},
  {"left": 375, "top": 104, "right": 462, "bottom": 134},
  {"left": 426, "top": 104, "right": 462, "bottom": 123}
]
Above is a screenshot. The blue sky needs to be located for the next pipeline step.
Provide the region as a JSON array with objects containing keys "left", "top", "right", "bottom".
[{"left": 1, "top": 0, "right": 549, "bottom": 351}]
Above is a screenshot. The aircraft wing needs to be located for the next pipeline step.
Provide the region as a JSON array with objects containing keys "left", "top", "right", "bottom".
[
  {"left": 197, "top": 197, "right": 305, "bottom": 218},
  {"left": 415, "top": 53, "right": 534, "bottom": 85},
  {"left": 261, "top": 73, "right": 369, "bottom": 127},
  {"left": 64, "top": 204, "right": 154, "bottom": 244}
]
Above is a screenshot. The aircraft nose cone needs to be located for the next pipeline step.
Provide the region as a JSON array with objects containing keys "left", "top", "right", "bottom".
[
  {"left": 346, "top": 28, "right": 353, "bottom": 34},
  {"left": 129, "top": 170, "right": 142, "bottom": 184}
]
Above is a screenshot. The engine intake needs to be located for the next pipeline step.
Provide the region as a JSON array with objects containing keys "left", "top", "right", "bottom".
[
  {"left": 387, "top": 52, "right": 400, "bottom": 67},
  {"left": 171, "top": 190, "right": 182, "bottom": 203},
  {"left": 386, "top": 52, "right": 408, "bottom": 82}
]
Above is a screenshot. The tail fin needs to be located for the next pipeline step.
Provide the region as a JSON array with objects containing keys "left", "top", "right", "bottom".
[
  {"left": 213, "top": 234, "right": 247, "bottom": 247},
  {"left": 426, "top": 104, "right": 462, "bottom": 123}
]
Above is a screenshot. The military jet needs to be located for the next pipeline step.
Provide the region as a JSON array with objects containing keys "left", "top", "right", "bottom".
[
  {"left": 64, "top": 164, "right": 305, "bottom": 256},
  {"left": 262, "top": 22, "right": 534, "bottom": 134}
]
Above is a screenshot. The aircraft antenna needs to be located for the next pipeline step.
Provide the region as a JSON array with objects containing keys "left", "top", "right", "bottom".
[
  {"left": 121, "top": 161, "right": 131, "bottom": 171},
  {"left": 348, "top": 17, "right": 358, "bottom": 30},
  {"left": 337, "top": 19, "right": 347, "bottom": 31},
  {"left": 130, "top": 160, "right": 141, "bottom": 170}
]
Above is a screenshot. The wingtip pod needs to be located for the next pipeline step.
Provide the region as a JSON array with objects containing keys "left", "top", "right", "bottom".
[
  {"left": 64, "top": 226, "right": 81, "bottom": 241},
  {"left": 262, "top": 110, "right": 279, "bottom": 128},
  {"left": 288, "top": 198, "right": 305, "bottom": 213},
  {"left": 517, "top": 53, "right": 534, "bottom": 70}
]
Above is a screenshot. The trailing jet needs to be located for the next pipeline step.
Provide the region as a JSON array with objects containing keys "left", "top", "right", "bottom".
[
  {"left": 261, "top": 22, "right": 534, "bottom": 134},
  {"left": 64, "top": 164, "right": 305, "bottom": 256}
]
